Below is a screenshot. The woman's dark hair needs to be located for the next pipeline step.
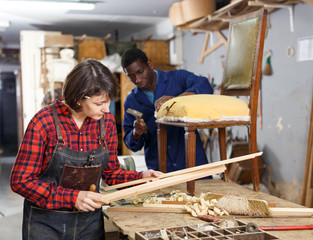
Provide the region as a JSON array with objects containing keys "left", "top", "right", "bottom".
[
  {"left": 121, "top": 48, "right": 149, "bottom": 69},
  {"left": 62, "top": 58, "right": 119, "bottom": 112}
]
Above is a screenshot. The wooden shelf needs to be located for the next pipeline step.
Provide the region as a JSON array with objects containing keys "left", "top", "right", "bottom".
[
  {"left": 175, "top": 0, "right": 309, "bottom": 63},
  {"left": 177, "top": 0, "right": 304, "bottom": 32}
]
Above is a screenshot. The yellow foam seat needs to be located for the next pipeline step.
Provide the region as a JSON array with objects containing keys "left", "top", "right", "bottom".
[{"left": 157, "top": 94, "right": 250, "bottom": 122}]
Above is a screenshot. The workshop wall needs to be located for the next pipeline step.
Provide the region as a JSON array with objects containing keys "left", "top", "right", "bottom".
[{"left": 181, "top": 3, "right": 313, "bottom": 204}]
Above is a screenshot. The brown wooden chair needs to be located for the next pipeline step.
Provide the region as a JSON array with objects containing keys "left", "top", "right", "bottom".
[{"left": 156, "top": 9, "right": 268, "bottom": 194}]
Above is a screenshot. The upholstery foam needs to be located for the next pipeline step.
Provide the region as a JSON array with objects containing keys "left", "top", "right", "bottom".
[{"left": 156, "top": 94, "right": 250, "bottom": 122}]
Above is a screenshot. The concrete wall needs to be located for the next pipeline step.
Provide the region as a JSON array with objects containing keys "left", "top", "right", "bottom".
[{"left": 181, "top": 3, "right": 313, "bottom": 203}]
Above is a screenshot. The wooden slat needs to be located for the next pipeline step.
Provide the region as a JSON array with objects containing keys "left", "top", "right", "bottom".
[
  {"left": 199, "top": 31, "right": 227, "bottom": 64},
  {"left": 249, "top": 0, "right": 302, "bottom": 7},
  {"left": 270, "top": 207, "right": 313, "bottom": 217},
  {"left": 107, "top": 206, "right": 185, "bottom": 213},
  {"left": 302, "top": 0, "right": 313, "bottom": 7},
  {"left": 100, "top": 165, "right": 226, "bottom": 204},
  {"left": 107, "top": 206, "right": 313, "bottom": 217},
  {"left": 210, "top": 0, "right": 246, "bottom": 20},
  {"left": 101, "top": 152, "right": 262, "bottom": 191},
  {"left": 143, "top": 203, "right": 185, "bottom": 209},
  {"left": 302, "top": 94, "right": 313, "bottom": 207},
  {"left": 120, "top": 73, "right": 135, "bottom": 155}
]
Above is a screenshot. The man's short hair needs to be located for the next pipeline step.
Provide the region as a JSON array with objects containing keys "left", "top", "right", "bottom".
[{"left": 121, "top": 48, "right": 149, "bottom": 69}]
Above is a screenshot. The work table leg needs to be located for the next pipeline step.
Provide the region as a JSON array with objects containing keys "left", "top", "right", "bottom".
[
  {"left": 185, "top": 127, "right": 196, "bottom": 195},
  {"left": 157, "top": 123, "right": 167, "bottom": 173}
]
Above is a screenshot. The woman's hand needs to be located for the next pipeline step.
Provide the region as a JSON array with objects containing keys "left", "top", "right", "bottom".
[
  {"left": 75, "top": 191, "right": 109, "bottom": 212},
  {"left": 142, "top": 169, "right": 163, "bottom": 179}
]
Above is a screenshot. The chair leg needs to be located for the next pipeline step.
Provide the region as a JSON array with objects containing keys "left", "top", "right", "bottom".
[
  {"left": 157, "top": 123, "right": 167, "bottom": 173},
  {"left": 249, "top": 125, "right": 260, "bottom": 191},
  {"left": 218, "top": 127, "right": 229, "bottom": 182},
  {"left": 185, "top": 127, "right": 196, "bottom": 195}
]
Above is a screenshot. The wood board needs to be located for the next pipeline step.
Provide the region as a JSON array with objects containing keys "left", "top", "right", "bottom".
[{"left": 104, "top": 179, "right": 313, "bottom": 240}]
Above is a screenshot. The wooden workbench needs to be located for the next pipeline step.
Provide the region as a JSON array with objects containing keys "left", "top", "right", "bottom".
[{"left": 103, "top": 179, "right": 313, "bottom": 240}]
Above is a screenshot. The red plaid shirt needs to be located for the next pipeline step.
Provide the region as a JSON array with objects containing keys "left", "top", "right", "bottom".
[{"left": 10, "top": 99, "right": 142, "bottom": 209}]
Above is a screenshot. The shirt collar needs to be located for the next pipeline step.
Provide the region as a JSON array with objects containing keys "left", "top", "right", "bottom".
[{"left": 55, "top": 99, "right": 72, "bottom": 116}]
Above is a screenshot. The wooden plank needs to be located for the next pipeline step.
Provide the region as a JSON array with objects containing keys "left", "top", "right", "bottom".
[
  {"left": 101, "top": 152, "right": 262, "bottom": 191},
  {"left": 199, "top": 31, "right": 227, "bottom": 64},
  {"left": 270, "top": 207, "right": 313, "bottom": 217},
  {"left": 101, "top": 165, "right": 226, "bottom": 203},
  {"left": 107, "top": 206, "right": 185, "bottom": 213},
  {"left": 104, "top": 180, "right": 313, "bottom": 240},
  {"left": 199, "top": 32, "right": 210, "bottom": 64},
  {"left": 143, "top": 203, "right": 185, "bottom": 209},
  {"left": 120, "top": 73, "right": 135, "bottom": 155},
  {"left": 44, "top": 34, "right": 73, "bottom": 48},
  {"left": 108, "top": 205, "right": 313, "bottom": 217},
  {"left": 302, "top": 94, "right": 313, "bottom": 207},
  {"left": 302, "top": 0, "right": 313, "bottom": 7},
  {"left": 210, "top": 0, "right": 246, "bottom": 19},
  {"left": 249, "top": 0, "right": 302, "bottom": 7},
  {"left": 162, "top": 201, "right": 187, "bottom": 205}
]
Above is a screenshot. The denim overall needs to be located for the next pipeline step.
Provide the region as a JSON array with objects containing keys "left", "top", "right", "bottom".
[{"left": 22, "top": 105, "right": 109, "bottom": 240}]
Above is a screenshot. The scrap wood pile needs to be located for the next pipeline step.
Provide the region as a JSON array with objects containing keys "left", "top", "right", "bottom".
[
  {"left": 128, "top": 190, "right": 313, "bottom": 218},
  {"left": 140, "top": 190, "right": 271, "bottom": 217}
]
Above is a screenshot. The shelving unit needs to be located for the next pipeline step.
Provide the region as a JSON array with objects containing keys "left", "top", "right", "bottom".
[
  {"left": 40, "top": 34, "right": 74, "bottom": 104},
  {"left": 178, "top": 0, "right": 304, "bottom": 32},
  {"left": 175, "top": 0, "right": 308, "bottom": 62}
]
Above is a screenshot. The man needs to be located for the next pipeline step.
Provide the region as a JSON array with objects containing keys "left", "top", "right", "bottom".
[{"left": 121, "top": 48, "right": 213, "bottom": 172}]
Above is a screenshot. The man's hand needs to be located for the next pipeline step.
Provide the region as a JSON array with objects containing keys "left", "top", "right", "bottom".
[
  {"left": 154, "top": 95, "right": 174, "bottom": 112},
  {"left": 155, "top": 93, "right": 194, "bottom": 112},
  {"left": 133, "top": 118, "right": 147, "bottom": 141},
  {"left": 75, "top": 191, "right": 109, "bottom": 212},
  {"left": 142, "top": 169, "right": 163, "bottom": 179}
]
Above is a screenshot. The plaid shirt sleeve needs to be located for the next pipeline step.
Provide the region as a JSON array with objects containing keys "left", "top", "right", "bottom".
[
  {"left": 102, "top": 113, "right": 142, "bottom": 185},
  {"left": 10, "top": 108, "right": 79, "bottom": 209},
  {"left": 10, "top": 102, "right": 142, "bottom": 210}
]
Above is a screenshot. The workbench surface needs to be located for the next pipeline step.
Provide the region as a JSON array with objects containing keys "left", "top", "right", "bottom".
[{"left": 103, "top": 179, "right": 313, "bottom": 240}]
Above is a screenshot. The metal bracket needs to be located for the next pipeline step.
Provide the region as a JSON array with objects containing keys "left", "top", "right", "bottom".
[
  {"left": 264, "top": 4, "right": 294, "bottom": 32},
  {"left": 248, "top": 2, "right": 295, "bottom": 32}
]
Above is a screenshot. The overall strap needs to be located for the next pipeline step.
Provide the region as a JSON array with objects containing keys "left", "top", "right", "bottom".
[
  {"left": 99, "top": 117, "right": 105, "bottom": 144},
  {"left": 50, "top": 104, "right": 64, "bottom": 146}
]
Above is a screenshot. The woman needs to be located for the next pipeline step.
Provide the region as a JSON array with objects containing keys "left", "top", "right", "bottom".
[{"left": 10, "top": 59, "right": 161, "bottom": 240}]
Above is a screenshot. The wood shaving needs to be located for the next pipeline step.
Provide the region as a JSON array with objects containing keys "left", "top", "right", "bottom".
[{"left": 142, "top": 190, "right": 230, "bottom": 217}]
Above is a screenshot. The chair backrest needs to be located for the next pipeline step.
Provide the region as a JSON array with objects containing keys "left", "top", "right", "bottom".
[{"left": 221, "top": 9, "right": 267, "bottom": 102}]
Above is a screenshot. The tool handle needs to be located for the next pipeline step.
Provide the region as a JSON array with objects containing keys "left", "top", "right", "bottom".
[
  {"left": 198, "top": 215, "right": 221, "bottom": 222},
  {"left": 260, "top": 225, "right": 313, "bottom": 231},
  {"left": 89, "top": 184, "right": 96, "bottom": 192}
]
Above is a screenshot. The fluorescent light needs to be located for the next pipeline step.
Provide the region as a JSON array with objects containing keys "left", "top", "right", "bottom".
[
  {"left": 0, "top": 1, "right": 95, "bottom": 11},
  {"left": 0, "top": 20, "right": 10, "bottom": 28},
  {"left": 0, "top": 20, "right": 10, "bottom": 32}
]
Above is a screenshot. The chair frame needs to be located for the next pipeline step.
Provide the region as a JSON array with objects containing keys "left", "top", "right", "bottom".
[{"left": 156, "top": 9, "right": 268, "bottom": 194}]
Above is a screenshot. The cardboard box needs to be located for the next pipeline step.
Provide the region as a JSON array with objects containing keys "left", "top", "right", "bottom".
[{"left": 43, "top": 34, "right": 74, "bottom": 48}]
